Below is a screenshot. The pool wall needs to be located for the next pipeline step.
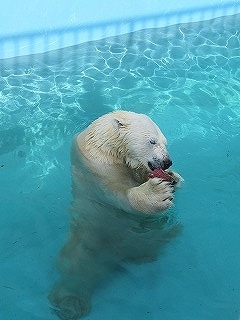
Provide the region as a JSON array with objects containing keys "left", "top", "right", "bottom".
[{"left": 1, "top": 0, "right": 240, "bottom": 59}]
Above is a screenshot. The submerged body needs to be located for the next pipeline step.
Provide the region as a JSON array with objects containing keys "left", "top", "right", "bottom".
[{"left": 49, "top": 111, "right": 182, "bottom": 319}]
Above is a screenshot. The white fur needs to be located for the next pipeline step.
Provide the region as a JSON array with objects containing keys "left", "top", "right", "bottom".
[{"left": 49, "top": 111, "right": 182, "bottom": 319}]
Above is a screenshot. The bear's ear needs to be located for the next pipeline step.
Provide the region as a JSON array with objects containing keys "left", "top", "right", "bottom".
[{"left": 113, "top": 118, "right": 125, "bottom": 128}]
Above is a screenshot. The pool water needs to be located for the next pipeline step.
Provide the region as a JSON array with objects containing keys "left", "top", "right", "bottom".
[{"left": 0, "top": 13, "right": 240, "bottom": 320}]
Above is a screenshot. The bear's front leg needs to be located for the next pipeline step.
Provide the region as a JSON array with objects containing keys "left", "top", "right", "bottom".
[{"left": 127, "top": 178, "right": 174, "bottom": 213}]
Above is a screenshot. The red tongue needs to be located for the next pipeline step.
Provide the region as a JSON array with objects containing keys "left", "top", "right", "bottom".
[{"left": 148, "top": 168, "right": 172, "bottom": 181}]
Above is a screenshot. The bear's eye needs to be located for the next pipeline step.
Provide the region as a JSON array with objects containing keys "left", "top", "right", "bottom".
[{"left": 149, "top": 138, "right": 157, "bottom": 145}]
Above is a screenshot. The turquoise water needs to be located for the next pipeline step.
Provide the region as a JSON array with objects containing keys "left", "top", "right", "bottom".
[{"left": 0, "top": 13, "right": 240, "bottom": 320}]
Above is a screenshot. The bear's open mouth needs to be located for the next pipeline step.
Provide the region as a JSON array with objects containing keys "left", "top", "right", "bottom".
[{"left": 148, "top": 161, "right": 160, "bottom": 171}]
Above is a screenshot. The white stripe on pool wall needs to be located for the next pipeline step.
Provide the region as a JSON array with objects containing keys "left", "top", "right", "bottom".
[{"left": 0, "top": 0, "right": 240, "bottom": 59}]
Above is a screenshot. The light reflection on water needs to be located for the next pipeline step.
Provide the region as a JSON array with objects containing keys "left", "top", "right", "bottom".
[{"left": 0, "top": 13, "right": 240, "bottom": 320}]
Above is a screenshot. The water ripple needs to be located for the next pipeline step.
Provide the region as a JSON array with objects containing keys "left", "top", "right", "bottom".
[{"left": 0, "top": 13, "right": 240, "bottom": 176}]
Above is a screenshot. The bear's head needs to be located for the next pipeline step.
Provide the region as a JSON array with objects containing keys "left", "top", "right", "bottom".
[{"left": 82, "top": 111, "right": 172, "bottom": 174}]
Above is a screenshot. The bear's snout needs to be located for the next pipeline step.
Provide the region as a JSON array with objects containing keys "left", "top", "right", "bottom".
[
  {"left": 148, "top": 157, "right": 172, "bottom": 171},
  {"left": 162, "top": 158, "right": 172, "bottom": 170}
]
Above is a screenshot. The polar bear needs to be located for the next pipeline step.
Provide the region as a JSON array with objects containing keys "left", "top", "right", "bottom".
[{"left": 49, "top": 111, "right": 182, "bottom": 319}]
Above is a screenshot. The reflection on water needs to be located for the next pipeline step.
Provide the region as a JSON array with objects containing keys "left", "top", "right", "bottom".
[{"left": 0, "top": 13, "right": 240, "bottom": 320}]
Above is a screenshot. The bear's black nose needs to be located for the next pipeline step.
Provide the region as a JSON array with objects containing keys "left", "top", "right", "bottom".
[{"left": 162, "top": 158, "right": 172, "bottom": 170}]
